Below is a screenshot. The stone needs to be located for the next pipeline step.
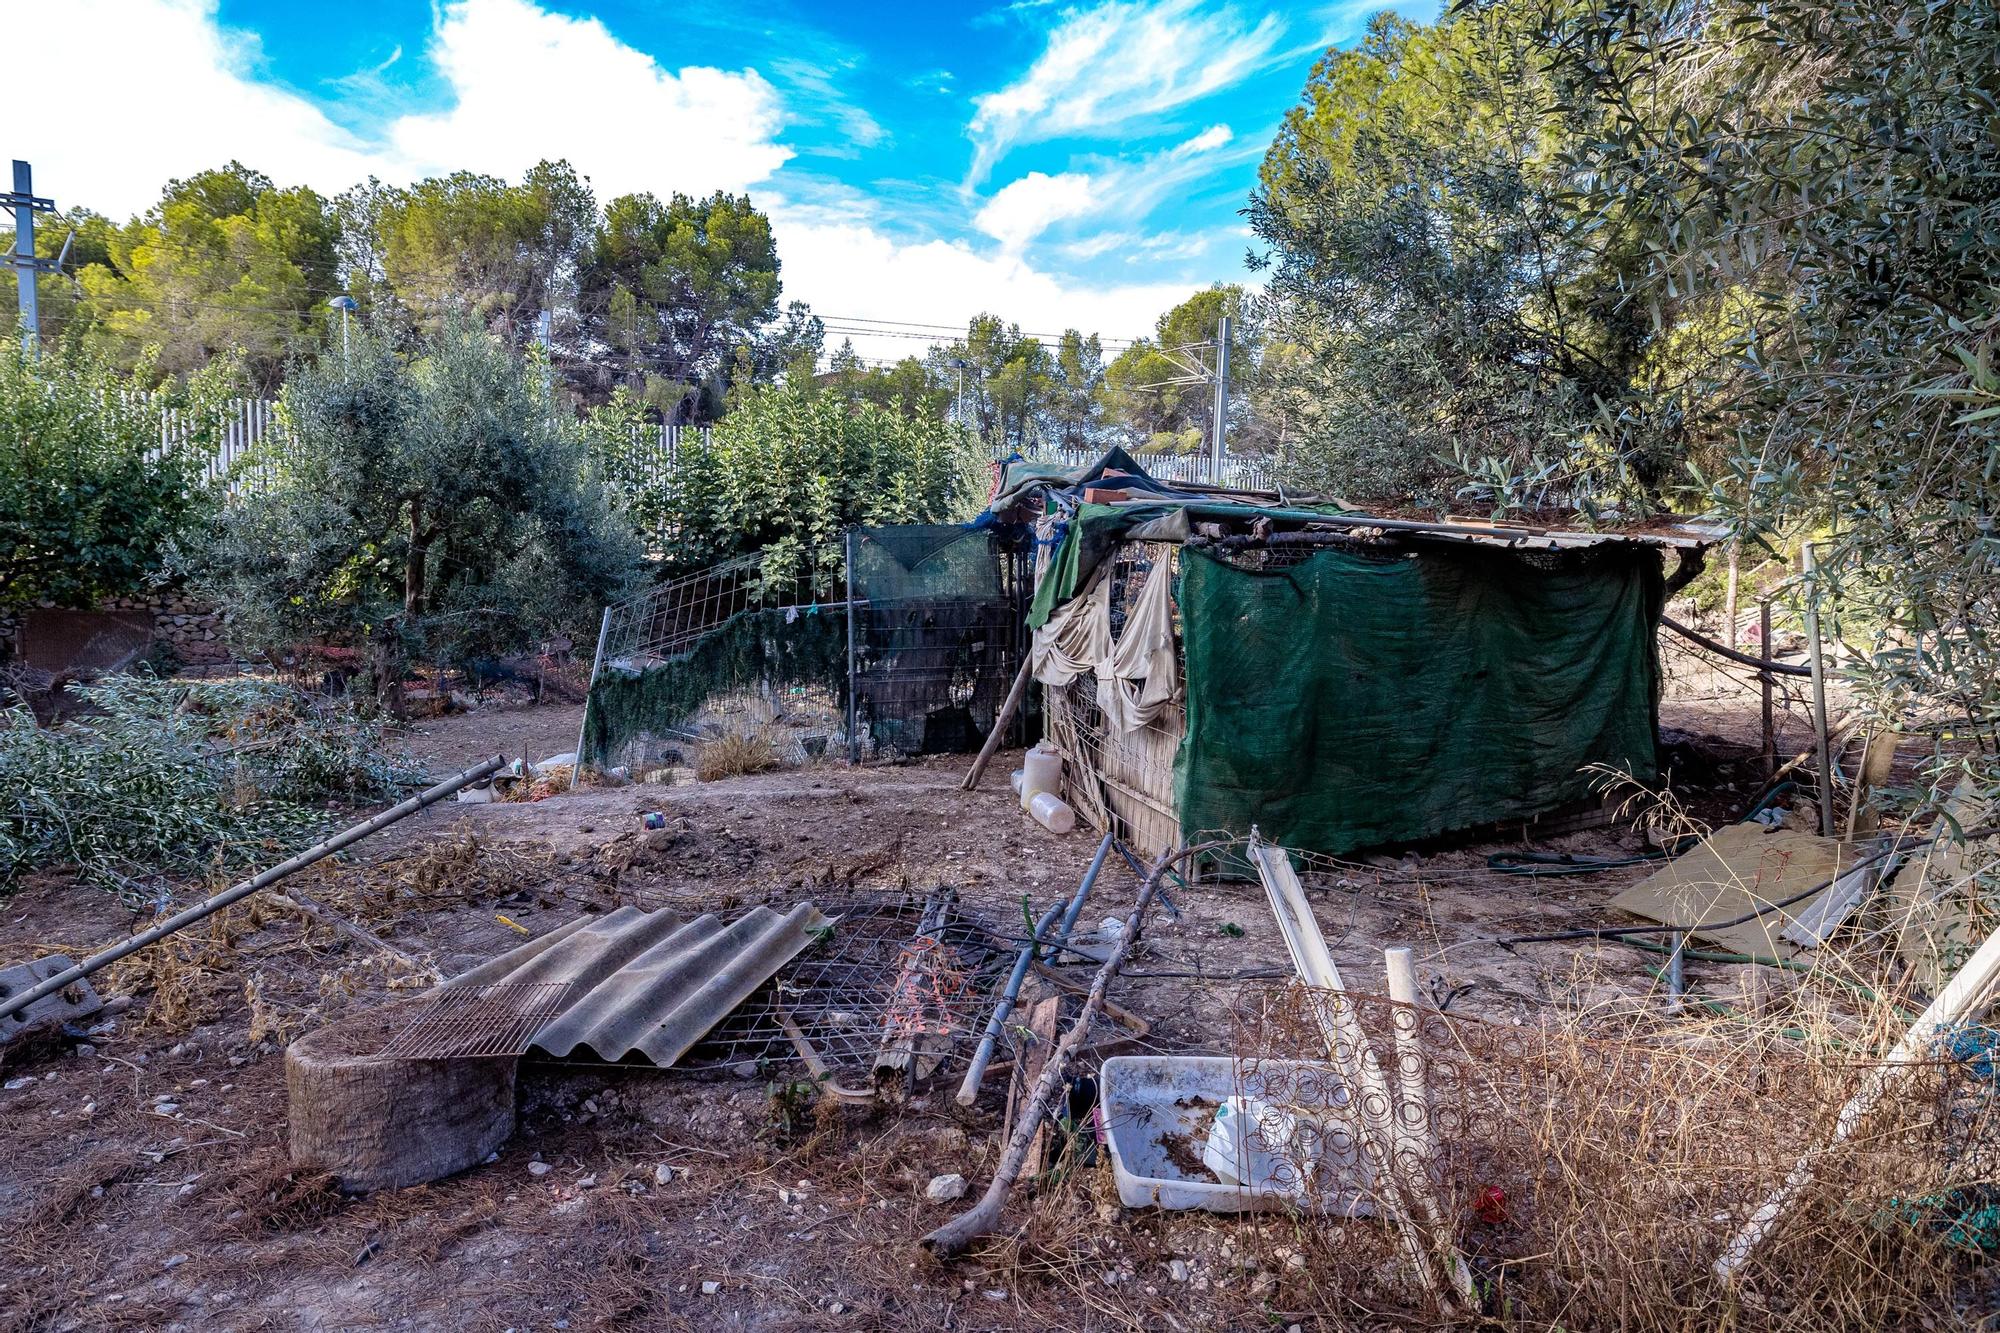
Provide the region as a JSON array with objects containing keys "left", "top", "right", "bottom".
[
  {"left": 1167, "top": 1260, "right": 1189, "bottom": 1283},
  {"left": 700, "top": 1281, "right": 721, "bottom": 1295},
  {"left": 652, "top": 1163, "right": 675, "bottom": 1186},
  {"left": 527, "top": 1162, "right": 553, "bottom": 1177},
  {"left": 924, "top": 1173, "right": 967, "bottom": 1202},
  {"left": 576, "top": 1174, "right": 597, "bottom": 1189}
]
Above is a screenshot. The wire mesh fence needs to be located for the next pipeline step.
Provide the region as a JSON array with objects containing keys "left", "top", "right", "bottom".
[{"left": 848, "top": 525, "right": 1034, "bottom": 761}]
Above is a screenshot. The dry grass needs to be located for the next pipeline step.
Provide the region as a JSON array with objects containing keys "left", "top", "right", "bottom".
[
  {"left": 1231, "top": 978, "right": 2000, "bottom": 1331},
  {"left": 696, "top": 728, "right": 784, "bottom": 782}
]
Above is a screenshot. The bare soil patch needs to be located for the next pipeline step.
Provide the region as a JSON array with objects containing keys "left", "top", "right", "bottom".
[{"left": 0, "top": 661, "right": 1966, "bottom": 1331}]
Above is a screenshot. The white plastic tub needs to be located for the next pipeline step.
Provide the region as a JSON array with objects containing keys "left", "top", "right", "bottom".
[{"left": 1098, "top": 1055, "right": 1375, "bottom": 1215}]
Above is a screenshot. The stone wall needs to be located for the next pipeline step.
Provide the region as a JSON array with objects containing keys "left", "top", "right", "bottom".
[{"left": 0, "top": 591, "right": 234, "bottom": 672}]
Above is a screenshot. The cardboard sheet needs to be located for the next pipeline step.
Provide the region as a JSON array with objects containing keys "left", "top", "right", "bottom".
[{"left": 1609, "top": 823, "right": 1854, "bottom": 957}]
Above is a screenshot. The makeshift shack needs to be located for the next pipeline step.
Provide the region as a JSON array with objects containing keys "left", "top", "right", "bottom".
[{"left": 993, "top": 451, "right": 1718, "bottom": 862}]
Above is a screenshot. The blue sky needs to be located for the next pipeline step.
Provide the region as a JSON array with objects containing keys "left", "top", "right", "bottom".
[{"left": 8, "top": 0, "right": 1430, "bottom": 361}]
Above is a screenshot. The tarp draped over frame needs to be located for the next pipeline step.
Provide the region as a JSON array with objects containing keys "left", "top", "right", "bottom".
[
  {"left": 1027, "top": 499, "right": 1354, "bottom": 629},
  {"left": 1030, "top": 570, "right": 1110, "bottom": 687},
  {"left": 1173, "top": 543, "right": 1665, "bottom": 857}
]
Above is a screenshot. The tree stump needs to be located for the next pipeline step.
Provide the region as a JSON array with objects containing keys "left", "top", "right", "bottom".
[{"left": 287, "top": 1015, "right": 517, "bottom": 1192}]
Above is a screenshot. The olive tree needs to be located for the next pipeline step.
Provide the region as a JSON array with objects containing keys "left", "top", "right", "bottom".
[{"left": 197, "top": 321, "right": 642, "bottom": 708}]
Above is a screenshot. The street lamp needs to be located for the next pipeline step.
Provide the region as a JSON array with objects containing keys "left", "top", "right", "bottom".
[
  {"left": 948, "top": 356, "right": 968, "bottom": 427},
  {"left": 328, "top": 295, "right": 359, "bottom": 365}
]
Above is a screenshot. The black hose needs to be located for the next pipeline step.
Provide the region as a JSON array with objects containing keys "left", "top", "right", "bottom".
[{"left": 1661, "top": 615, "right": 1813, "bottom": 677}]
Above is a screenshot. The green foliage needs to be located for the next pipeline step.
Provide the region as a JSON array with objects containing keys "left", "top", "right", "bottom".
[
  {"left": 0, "top": 674, "right": 419, "bottom": 896},
  {"left": 73, "top": 163, "right": 341, "bottom": 391},
  {"left": 1249, "top": 6, "right": 1677, "bottom": 507},
  {"left": 1542, "top": 0, "right": 2000, "bottom": 780},
  {"left": 194, "top": 319, "right": 643, "bottom": 687},
  {"left": 825, "top": 344, "right": 954, "bottom": 423},
  {"left": 0, "top": 340, "right": 234, "bottom": 611},
  {"left": 1103, "top": 285, "right": 1252, "bottom": 452},
  {"left": 581, "top": 609, "right": 847, "bottom": 766},
  {"left": 603, "top": 381, "right": 985, "bottom": 581},
  {"left": 364, "top": 161, "right": 597, "bottom": 343},
  {"left": 583, "top": 190, "right": 782, "bottom": 418}
]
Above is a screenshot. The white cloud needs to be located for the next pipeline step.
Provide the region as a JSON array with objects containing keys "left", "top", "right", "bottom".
[
  {"left": 5, "top": 0, "right": 1238, "bottom": 362},
  {"left": 1173, "top": 124, "right": 1235, "bottom": 157},
  {"left": 388, "top": 0, "right": 790, "bottom": 203},
  {"left": 766, "top": 199, "right": 1189, "bottom": 363},
  {"left": 969, "top": 0, "right": 1284, "bottom": 179},
  {"left": 973, "top": 172, "right": 1099, "bottom": 252},
  {"left": 969, "top": 124, "right": 1248, "bottom": 256},
  {"left": 5, "top": 0, "right": 386, "bottom": 219},
  {"left": 5, "top": 0, "right": 790, "bottom": 219}
]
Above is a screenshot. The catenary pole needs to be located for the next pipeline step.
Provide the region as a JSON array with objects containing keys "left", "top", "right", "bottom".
[
  {"left": 1208, "top": 314, "right": 1231, "bottom": 481},
  {"left": 7, "top": 161, "right": 55, "bottom": 354}
]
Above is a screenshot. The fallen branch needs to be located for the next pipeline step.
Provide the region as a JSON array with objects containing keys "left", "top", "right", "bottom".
[
  {"left": 263, "top": 888, "right": 431, "bottom": 975},
  {"left": 921, "top": 839, "right": 1219, "bottom": 1256}
]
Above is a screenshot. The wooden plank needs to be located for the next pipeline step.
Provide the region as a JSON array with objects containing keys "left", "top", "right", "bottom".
[{"left": 1000, "top": 990, "right": 1062, "bottom": 1177}]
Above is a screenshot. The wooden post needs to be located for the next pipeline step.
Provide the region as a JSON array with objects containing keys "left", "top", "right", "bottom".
[
  {"left": 1802, "top": 544, "right": 1837, "bottom": 838},
  {"left": 1723, "top": 541, "right": 1740, "bottom": 652},
  {"left": 1760, "top": 599, "right": 1776, "bottom": 782},
  {"left": 961, "top": 655, "right": 1034, "bottom": 791}
]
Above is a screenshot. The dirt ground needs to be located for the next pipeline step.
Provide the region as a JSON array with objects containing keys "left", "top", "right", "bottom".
[{"left": 0, "top": 648, "right": 1900, "bottom": 1332}]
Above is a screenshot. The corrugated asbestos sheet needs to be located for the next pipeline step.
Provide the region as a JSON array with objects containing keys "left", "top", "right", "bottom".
[{"left": 439, "top": 902, "right": 827, "bottom": 1067}]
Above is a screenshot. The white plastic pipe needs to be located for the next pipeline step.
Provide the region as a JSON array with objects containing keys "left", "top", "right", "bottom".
[{"left": 1714, "top": 909, "right": 2000, "bottom": 1279}]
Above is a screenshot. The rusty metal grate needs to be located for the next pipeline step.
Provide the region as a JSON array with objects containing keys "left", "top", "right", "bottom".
[{"left": 375, "top": 982, "right": 577, "bottom": 1060}]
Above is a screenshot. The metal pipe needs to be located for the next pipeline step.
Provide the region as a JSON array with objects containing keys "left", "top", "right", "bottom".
[
  {"left": 1802, "top": 543, "right": 1837, "bottom": 838},
  {"left": 846, "top": 527, "right": 860, "bottom": 765},
  {"left": 1664, "top": 931, "right": 1687, "bottom": 1015},
  {"left": 569, "top": 605, "right": 613, "bottom": 791},
  {"left": 0, "top": 755, "right": 507, "bottom": 1025},
  {"left": 1058, "top": 832, "right": 1115, "bottom": 939},
  {"left": 1209, "top": 313, "right": 1231, "bottom": 481},
  {"left": 1113, "top": 837, "right": 1181, "bottom": 921},
  {"left": 956, "top": 831, "right": 1115, "bottom": 1106}
]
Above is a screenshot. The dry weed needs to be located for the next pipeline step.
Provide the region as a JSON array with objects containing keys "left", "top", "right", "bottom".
[
  {"left": 100, "top": 905, "right": 247, "bottom": 1034},
  {"left": 1231, "top": 978, "right": 1999, "bottom": 1331},
  {"left": 696, "top": 728, "right": 783, "bottom": 782}
]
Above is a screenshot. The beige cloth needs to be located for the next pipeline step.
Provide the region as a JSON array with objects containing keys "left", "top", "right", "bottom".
[
  {"left": 1030, "top": 569, "right": 1110, "bottom": 687},
  {"left": 1030, "top": 555, "right": 1179, "bottom": 734},
  {"left": 1094, "top": 558, "right": 1178, "bottom": 733}
]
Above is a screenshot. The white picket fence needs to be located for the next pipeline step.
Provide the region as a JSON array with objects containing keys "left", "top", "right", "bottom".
[
  {"left": 992, "top": 443, "right": 1275, "bottom": 491},
  {"left": 155, "top": 399, "right": 714, "bottom": 494},
  {"left": 156, "top": 400, "right": 1276, "bottom": 496}
]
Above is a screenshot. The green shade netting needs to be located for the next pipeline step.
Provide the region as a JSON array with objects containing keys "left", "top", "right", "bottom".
[
  {"left": 1027, "top": 499, "right": 1355, "bottom": 628},
  {"left": 580, "top": 608, "right": 848, "bottom": 766},
  {"left": 1173, "top": 542, "right": 1664, "bottom": 858}
]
